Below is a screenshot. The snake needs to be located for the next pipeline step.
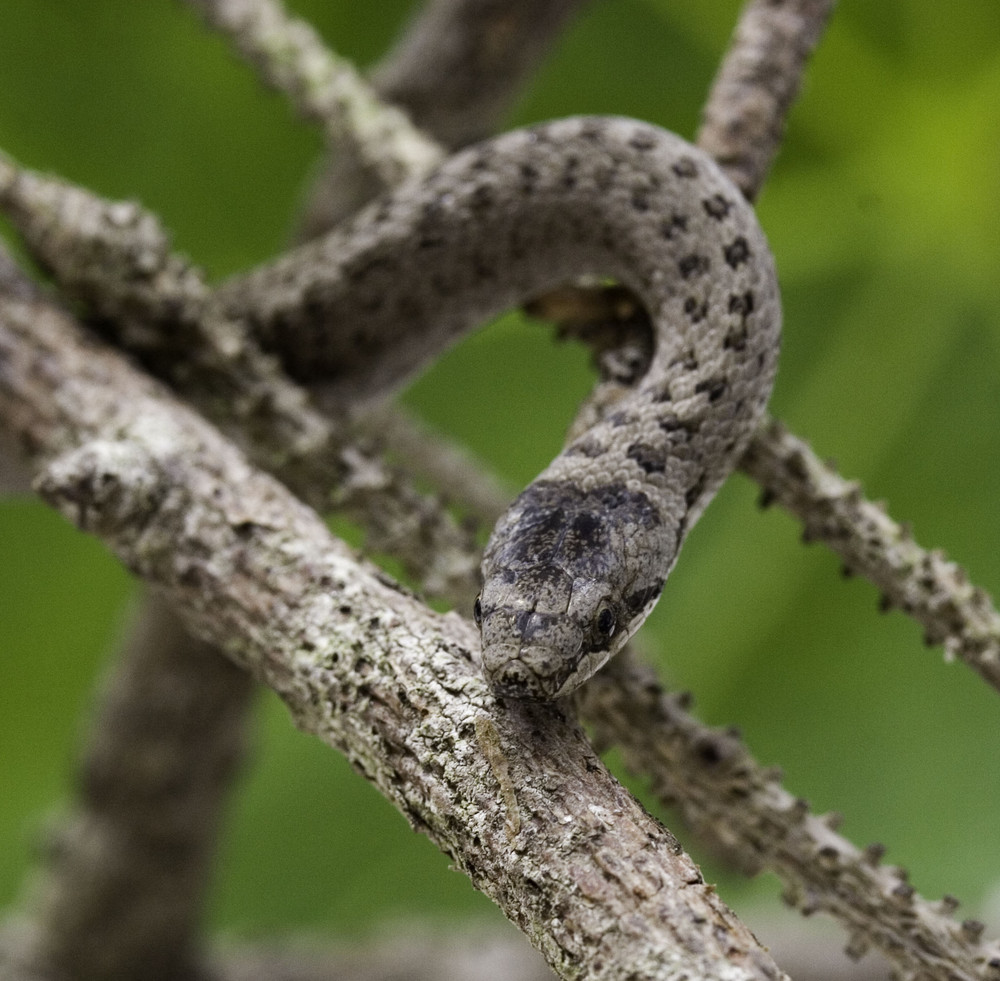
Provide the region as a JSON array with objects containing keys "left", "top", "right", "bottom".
[{"left": 216, "top": 116, "right": 782, "bottom": 700}]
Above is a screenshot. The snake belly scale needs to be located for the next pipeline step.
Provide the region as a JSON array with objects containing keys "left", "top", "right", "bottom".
[{"left": 219, "top": 116, "right": 782, "bottom": 700}]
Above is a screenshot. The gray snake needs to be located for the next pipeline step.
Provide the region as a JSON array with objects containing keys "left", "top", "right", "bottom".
[{"left": 218, "top": 116, "right": 782, "bottom": 700}]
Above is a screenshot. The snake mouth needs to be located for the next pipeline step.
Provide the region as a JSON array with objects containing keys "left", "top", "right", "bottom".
[
  {"left": 482, "top": 642, "right": 614, "bottom": 701},
  {"left": 482, "top": 643, "right": 574, "bottom": 701}
]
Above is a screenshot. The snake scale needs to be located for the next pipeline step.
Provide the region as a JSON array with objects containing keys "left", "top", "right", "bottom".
[{"left": 219, "top": 116, "right": 781, "bottom": 700}]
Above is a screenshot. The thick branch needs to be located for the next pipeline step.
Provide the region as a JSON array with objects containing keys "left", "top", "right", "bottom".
[
  {"left": 0, "top": 258, "right": 786, "bottom": 980},
  {"left": 18, "top": 597, "right": 253, "bottom": 981},
  {"left": 697, "top": 0, "right": 837, "bottom": 200}
]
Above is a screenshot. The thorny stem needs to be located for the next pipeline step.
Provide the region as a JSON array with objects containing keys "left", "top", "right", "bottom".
[{"left": 742, "top": 419, "right": 1000, "bottom": 690}]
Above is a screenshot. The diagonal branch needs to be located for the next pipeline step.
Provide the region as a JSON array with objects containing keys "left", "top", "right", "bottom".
[
  {"left": 742, "top": 419, "right": 1000, "bottom": 690},
  {"left": 183, "top": 0, "right": 442, "bottom": 186},
  {"left": 0, "top": 152, "right": 481, "bottom": 607},
  {"left": 195, "top": 0, "right": 593, "bottom": 237},
  {"left": 298, "top": 0, "right": 592, "bottom": 236},
  {"left": 697, "top": 0, "right": 837, "bottom": 201},
  {"left": 0, "top": 253, "right": 787, "bottom": 981}
]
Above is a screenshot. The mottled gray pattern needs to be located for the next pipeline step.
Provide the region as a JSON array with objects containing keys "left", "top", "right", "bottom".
[{"left": 220, "top": 116, "right": 781, "bottom": 699}]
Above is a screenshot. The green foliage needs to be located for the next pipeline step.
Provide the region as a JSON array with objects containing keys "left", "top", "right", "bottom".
[{"left": 1, "top": 0, "right": 998, "bottom": 937}]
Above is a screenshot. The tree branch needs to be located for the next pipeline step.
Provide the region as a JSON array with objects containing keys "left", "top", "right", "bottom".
[
  {"left": 697, "top": 0, "right": 837, "bottom": 200},
  {"left": 296, "top": 0, "right": 592, "bottom": 237},
  {"left": 183, "top": 0, "right": 442, "bottom": 187},
  {"left": 0, "top": 152, "right": 481, "bottom": 607},
  {"left": 0, "top": 256, "right": 786, "bottom": 980},
  {"left": 742, "top": 419, "right": 1000, "bottom": 690},
  {"left": 16, "top": 597, "right": 253, "bottom": 981}
]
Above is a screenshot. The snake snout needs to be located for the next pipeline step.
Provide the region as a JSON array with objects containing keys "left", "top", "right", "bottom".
[{"left": 483, "top": 646, "right": 571, "bottom": 701}]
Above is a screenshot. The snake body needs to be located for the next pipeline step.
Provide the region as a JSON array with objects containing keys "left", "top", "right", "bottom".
[{"left": 220, "top": 116, "right": 781, "bottom": 700}]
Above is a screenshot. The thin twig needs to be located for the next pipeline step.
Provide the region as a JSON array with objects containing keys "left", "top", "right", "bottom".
[
  {"left": 742, "top": 419, "right": 1000, "bottom": 690},
  {"left": 183, "top": 0, "right": 442, "bottom": 187},
  {"left": 294, "top": 0, "right": 592, "bottom": 237},
  {"left": 697, "top": 0, "right": 837, "bottom": 200},
  {"left": 0, "top": 260, "right": 787, "bottom": 981}
]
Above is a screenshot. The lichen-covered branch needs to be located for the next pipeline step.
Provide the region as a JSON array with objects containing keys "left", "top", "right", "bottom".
[
  {"left": 0, "top": 155, "right": 481, "bottom": 607},
  {"left": 697, "top": 0, "right": 837, "bottom": 200},
  {"left": 183, "top": 0, "right": 442, "bottom": 187},
  {"left": 0, "top": 255, "right": 786, "bottom": 981},
  {"left": 579, "top": 652, "right": 1000, "bottom": 980},
  {"left": 15, "top": 597, "right": 253, "bottom": 981},
  {"left": 742, "top": 419, "right": 1000, "bottom": 691}
]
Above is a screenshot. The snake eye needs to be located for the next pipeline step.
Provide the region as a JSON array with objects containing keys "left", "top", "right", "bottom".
[
  {"left": 473, "top": 594, "right": 483, "bottom": 627},
  {"left": 595, "top": 605, "right": 617, "bottom": 638}
]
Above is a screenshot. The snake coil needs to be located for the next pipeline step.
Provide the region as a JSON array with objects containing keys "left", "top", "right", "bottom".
[{"left": 220, "top": 116, "right": 782, "bottom": 699}]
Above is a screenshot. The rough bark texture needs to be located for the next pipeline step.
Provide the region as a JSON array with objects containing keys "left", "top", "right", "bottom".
[
  {"left": 743, "top": 419, "right": 1000, "bottom": 691},
  {"left": 0, "top": 153, "right": 482, "bottom": 607},
  {"left": 185, "top": 0, "right": 442, "bottom": 188},
  {"left": 580, "top": 653, "right": 1000, "bottom": 980}
]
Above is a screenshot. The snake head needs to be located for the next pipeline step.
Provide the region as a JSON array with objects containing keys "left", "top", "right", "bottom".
[
  {"left": 475, "top": 573, "right": 631, "bottom": 699},
  {"left": 475, "top": 479, "right": 672, "bottom": 700}
]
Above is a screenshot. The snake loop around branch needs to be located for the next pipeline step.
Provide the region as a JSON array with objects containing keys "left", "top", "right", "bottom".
[{"left": 216, "top": 116, "right": 782, "bottom": 699}]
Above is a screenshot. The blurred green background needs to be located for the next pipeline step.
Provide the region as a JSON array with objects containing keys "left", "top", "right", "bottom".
[{"left": 1, "top": 0, "right": 998, "bottom": 948}]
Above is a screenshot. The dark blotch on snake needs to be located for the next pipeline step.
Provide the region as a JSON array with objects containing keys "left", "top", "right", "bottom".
[
  {"left": 660, "top": 214, "right": 689, "bottom": 239},
  {"left": 702, "top": 194, "right": 734, "bottom": 220},
  {"left": 695, "top": 377, "right": 729, "bottom": 403},
  {"left": 627, "top": 443, "right": 668, "bottom": 475},
  {"left": 684, "top": 297, "right": 709, "bottom": 323},
  {"left": 679, "top": 253, "right": 711, "bottom": 279},
  {"left": 724, "top": 236, "right": 751, "bottom": 268}
]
